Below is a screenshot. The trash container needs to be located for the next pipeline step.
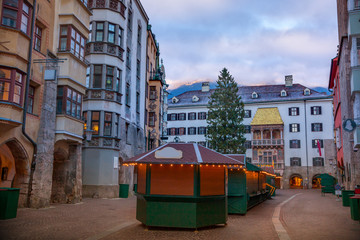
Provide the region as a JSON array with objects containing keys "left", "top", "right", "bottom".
[
  {"left": 119, "top": 184, "right": 129, "bottom": 198},
  {"left": 0, "top": 188, "right": 20, "bottom": 220},
  {"left": 342, "top": 190, "right": 355, "bottom": 207},
  {"left": 349, "top": 195, "right": 360, "bottom": 221}
]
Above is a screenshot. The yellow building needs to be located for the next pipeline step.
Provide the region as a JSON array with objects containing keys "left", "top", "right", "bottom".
[
  {"left": 0, "top": 0, "right": 90, "bottom": 208},
  {"left": 145, "top": 25, "right": 167, "bottom": 150}
]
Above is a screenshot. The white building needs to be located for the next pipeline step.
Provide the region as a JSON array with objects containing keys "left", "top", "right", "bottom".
[
  {"left": 82, "top": 0, "right": 148, "bottom": 197},
  {"left": 167, "top": 77, "right": 336, "bottom": 189}
]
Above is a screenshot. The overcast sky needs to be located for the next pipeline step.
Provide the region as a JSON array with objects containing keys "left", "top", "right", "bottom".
[{"left": 141, "top": 0, "right": 338, "bottom": 89}]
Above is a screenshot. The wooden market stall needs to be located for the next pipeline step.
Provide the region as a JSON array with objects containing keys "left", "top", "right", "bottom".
[{"left": 123, "top": 143, "right": 244, "bottom": 229}]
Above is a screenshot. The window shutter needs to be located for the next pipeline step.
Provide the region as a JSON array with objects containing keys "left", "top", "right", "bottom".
[
  {"left": 288, "top": 108, "right": 291, "bottom": 116},
  {"left": 319, "top": 107, "right": 322, "bottom": 115},
  {"left": 188, "top": 113, "right": 191, "bottom": 119},
  {"left": 198, "top": 112, "right": 200, "bottom": 119},
  {"left": 320, "top": 124, "right": 323, "bottom": 131},
  {"left": 175, "top": 128, "right": 179, "bottom": 135},
  {"left": 188, "top": 127, "right": 190, "bottom": 135},
  {"left": 311, "top": 124, "right": 314, "bottom": 131},
  {"left": 184, "top": 113, "right": 187, "bottom": 120},
  {"left": 298, "top": 140, "right": 301, "bottom": 148},
  {"left": 310, "top": 107, "right": 314, "bottom": 115},
  {"left": 296, "top": 108, "right": 299, "bottom": 115},
  {"left": 289, "top": 124, "right": 292, "bottom": 132},
  {"left": 297, "top": 124, "right": 300, "bottom": 132},
  {"left": 167, "top": 114, "right": 171, "bottom": 121},
  {"left": 183, "top": 128, "right": 186, "bottom": 135}
]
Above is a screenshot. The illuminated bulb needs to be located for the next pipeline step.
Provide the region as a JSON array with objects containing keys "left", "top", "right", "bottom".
[
  {"left": 191, "top": 164, "right": 193, "bottom": 167},
  {"left": 171, "top": 164, "right": 173, "bottom": 167},
  {"left": 160, "top": 164, "right": 163, "bottom": 167},
  {"left": 212, "top": 165, "right": 215, "bottom": 167},
  {"left": 218, "top": 165, "right": 220, "bottom": 167},
  {"left": 206, "top": 164, "right": 208, "bottom": 167},
  {"left": 181, "top": 164, "right": 183, "bottom": 167}
]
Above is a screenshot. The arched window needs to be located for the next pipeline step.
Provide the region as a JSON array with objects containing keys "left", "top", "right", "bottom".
[
  {"left": 281, "top": 90, "right": 287, "bottom": 97},
  {"left": 304, "top": 88, "right": 311, "bottom": 96},
  {"left": 252, "top": 92, "right": 258, "bottom": 99}
]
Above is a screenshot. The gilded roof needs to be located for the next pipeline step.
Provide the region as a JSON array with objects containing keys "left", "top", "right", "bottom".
[{"left": 251, "top": 108, "right": 283, "bottom": 125}]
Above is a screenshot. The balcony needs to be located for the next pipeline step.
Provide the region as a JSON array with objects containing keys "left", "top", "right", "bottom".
[
  {"left": 250, "top": 161, "right": 285, "bottom": 170},
  {"left": 252, "top": 139, "right": 284, "bottom": 146},
  {"left": 88, "top": 0, "right": 126, "bottom": 18},
  {"left": 85, "top": 89, "right": 122, "bottom": 103},
  {"left": 85, "top": 42, "right": 124, "bottom": 61}
]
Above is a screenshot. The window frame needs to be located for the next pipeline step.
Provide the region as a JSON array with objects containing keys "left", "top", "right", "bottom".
[
  {"left": 188, "top": 127, "right": 196, "bottom": 135},
  {"left": 312, "top": 139, "right": 324, "bottom": 148},
  {"left": 311, "top": 123, "right": 323, "bottom": 132},
  {"left": 56, "top": 86, "right": 82, "bottom": 120},
  {"left": 104, "top": 112, "right": 112, "bottom": 136},
  {"left": 95, "top": 22, "right": 104, "bottom": 42},
  {"left": 244, "top": 110, "right": 251, "bottom": 118},
  {"left": 91, "top": 111, "right": 100, "bottom": 135},
  {"left": 289, "top": 123, "right": 300, "bottom": 133},
  {"left": 149, "top": 86, "right": 156, "bottom": 100},
  {"left": 27, "top": 85, "right": 35, "bottom": 113},
  {"left": 93, "top": 65, "right": 102, "bottom": 88},
  {"left": 313, "top": 157, "right": 324, "bottom": 167},
  {"left": 105, "top": 66, "right": 114, "bottom": 90},
  {"left": 290, "top": 157, "right": 301, "bottom": 166},
  {"left": 289, "top": 139, "right": 301, "bottom": 148},
  {"left": 1, "top": 0, "right": 32, "bottom": 35},
  {"left": 311, "top": 106, "right": 322, "bottom": 115},
  {"left": 149, "top": 112, "right": 155, "bottom": 127},
  {"left": 0, "top": 67, "right": 24, "bottom": 105},
  {"left": 34, "top": 24, "right": 42, "bottom": 52},
  {"left": 59, "top": 24, "right": 86, "bottom": 60},
  {"left": 198, "top": 112, "right": 207, "bottom": 120},
  {"left": 198, "top": 126, "right": 206, "bottom": 135},
  {"left": 108, "top": 22, "right": 115, "bottom": 44},
  {"left": 289, "top": 107, "right": 299, "bottom": 116},
  {"left": 188, "top": 112, "right": 196, "bottom": 120}
]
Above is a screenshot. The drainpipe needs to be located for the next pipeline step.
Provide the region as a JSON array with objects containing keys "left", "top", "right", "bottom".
[
  {"left": 22, "top": 0, "right": 37, "bottom": 208},
  {"left": 304, "top": 100, "right": 309, "bottom": 189}
]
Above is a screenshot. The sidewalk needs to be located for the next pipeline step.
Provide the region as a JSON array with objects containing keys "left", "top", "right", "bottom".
[{"left": 0, "top": 190, "right": 359, "bottom": 240}]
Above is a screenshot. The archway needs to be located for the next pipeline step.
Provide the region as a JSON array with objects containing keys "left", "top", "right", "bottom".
[
  {"left": 312, "top": 174, "right": 321, "bottom": 189},
  {"left": 289, "top": 174, "right": 303, "bottom": 189},
  {"left": 0, "top": 139, "right": 29, "bottom": 207}
]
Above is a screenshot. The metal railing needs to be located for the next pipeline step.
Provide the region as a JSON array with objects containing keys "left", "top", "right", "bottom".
[{"left": 251, "top": 139, "right": 284, "bottom": 146}]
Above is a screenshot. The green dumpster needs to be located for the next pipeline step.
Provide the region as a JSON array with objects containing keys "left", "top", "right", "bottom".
[
  {"left": 320, "top": 174, "right": 336, "bottom": 194},
  {"left": 119, "top": 184, "right": 129, "bottom": 198},
  {"left": 349, "top": 195, "right": 360, "bottom": 221},
  {"left": 0, "top": 188, "right": 20, "bottom": 220},
  {"left": 342, "top": 190, "right": 355, "bottom": 207}
]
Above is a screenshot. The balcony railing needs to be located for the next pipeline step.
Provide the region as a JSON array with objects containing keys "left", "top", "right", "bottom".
[
  {"left": 88, "top": 0, "right": 126, "bottom": 17},
  {"left": 251, "top": 161, "right": 285, "bottom": 170},
  {"left": 252, "top": 139, "right": 284, "bottom": 146}
]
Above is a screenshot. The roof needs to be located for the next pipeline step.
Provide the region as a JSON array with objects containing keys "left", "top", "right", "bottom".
[
  {"left": 226, "top": 154, "right": 245, "bottom": 165},
  {"left": 251, "top": 108, "right": 283, "bottom": 125},
  {"left": 124, "top": 143, "right": 244, "bottom": 165},
  {"left": 261, "top": 166, "right": 275, "bottom": 174},
  {"left": 246, "top": 162, "right": 262, "bottom": 172},
  {"left": 328, "top": 57, "right": 338, "bottom": 90},
  {"left": 168, "top": 84, "right": 330, "bottom": 108}
]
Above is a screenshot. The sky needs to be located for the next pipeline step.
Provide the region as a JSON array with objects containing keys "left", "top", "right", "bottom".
[{"left": 141, "top": 0, "right": 338, "bottom": 90}]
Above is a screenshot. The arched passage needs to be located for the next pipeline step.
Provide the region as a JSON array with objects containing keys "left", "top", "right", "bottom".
[
  {"left": 0, "top": 139, "right": 30, "bottom": 207},
  {"left": 312, "top": 174, "right": 321, "bottom": 189},
  {"left": 289, "top": 174, "right": 303, "bottom": 189}
]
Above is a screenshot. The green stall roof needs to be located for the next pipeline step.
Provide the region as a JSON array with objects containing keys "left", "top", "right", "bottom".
[{"left": 246, "top": 162, "right": 262, "bottom": 172}]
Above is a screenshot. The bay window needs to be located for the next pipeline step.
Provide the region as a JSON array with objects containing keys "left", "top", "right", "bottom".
[
  {"left": 56, "top": 86, "right": 82, "bottom": 120},
  {"left": 2, "top": 0, "right": 32, "bottom": 35},
  {"left": 108, "top": 23, "right": 115, "bottom": 43},
  {"left": 59, "top": 25, "right": 86, "bottom": 60},
  {"left": 106, "top": 66, "right": 114, "bottom": 89},
  {"left": 0, "top": 67, "right": 24, "bottom": 105}
]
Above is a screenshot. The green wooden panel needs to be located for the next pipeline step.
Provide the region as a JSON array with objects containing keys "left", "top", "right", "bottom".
[
  {"left": 136, "top": 195, "right": 227, "bottom": 228},
  {"left": 228, "top": 170, "right": 248, "bottom": 214},
  {"left": 228, "top": 196, "right": 247, "bottom": 214}
]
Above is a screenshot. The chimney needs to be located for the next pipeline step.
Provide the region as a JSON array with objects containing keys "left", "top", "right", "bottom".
[
  {"left": 285, "top": 75, "right": 293, "bottom": 87},
  {"left": 202, "top": 82, "right": 210, "bottom": 92}
]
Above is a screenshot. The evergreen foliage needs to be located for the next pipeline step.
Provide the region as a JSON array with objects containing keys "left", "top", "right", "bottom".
[{"left": 206, "top": 68, "right": 246, "bottom": 154}]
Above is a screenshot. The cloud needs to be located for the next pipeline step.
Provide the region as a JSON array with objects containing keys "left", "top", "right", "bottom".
[{"left": 141, "top": 0, "right": 338, "bottom": 88}]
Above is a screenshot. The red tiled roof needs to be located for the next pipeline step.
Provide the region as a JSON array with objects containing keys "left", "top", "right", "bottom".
[
  {"left": 124, "top": 143, "right": 244, "bottom": 165},
  {"left": 261, "top": 166, "right": 275, "bottom": 174},
  {"left": 225, "top": 154, "right": 245, "bottom": 164}
]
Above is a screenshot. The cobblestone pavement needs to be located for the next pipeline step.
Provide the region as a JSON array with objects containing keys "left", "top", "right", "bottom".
[{"left": 0, "top": 189, "right": 359, "bottom": 240}]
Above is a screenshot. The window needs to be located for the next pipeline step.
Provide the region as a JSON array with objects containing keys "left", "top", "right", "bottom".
[
  {"left": 188, "top": 112, "right": 196, "bottom": 120},
  {"left": 108, "top": 23, "right": 115, "bottom": 43},
  {"left": 104, "top": 112, "right": 112, "bottom": 136},
  {"left": 27, "top": 86, "right": 34, "bottom": 113},
  {"left": 188, "top": 127, "right": 196, "bottom": 135},
  {"left": 179, "top": 127, "right": 186, "bottom": 135},
  {"left": 178, "top": 113, "right": 186, "bottom": 120},
  {"left": 167, "top": 128, "right": 176, "bottom": 136},
  {"left": 59, "top": 25, "right": 86, "bottom": 60},
  {"left": 118, "top": 27, "right": 123, "bottom": 47},
  {"left": 105, "top": 66, "right": 114, "bottom": 90},
  {"left": 115, "top": 114, "right": 119, "bottom": 138},
  {"left": 311, "top": 123, "right": 323, "bottom": 132},
  {"left": 252, "top": 92, "right": 258, "bottom": 99},
  {"left": 313, "top": 157, "right": 324, "bottom": 166},
  {"left": 93, "top": 65, "right": 102, "bottom": 88},
  {"left": 0, "top": 67, "right": 24, "bottom": 105},
  {"left": 312, "top": 139, "right": 324, "bottom": 148},
  {"left": 136, "top": 60, "right": 140, "bottom": 79},
  {"left": 244, "top": 141, "right": 251, "bottom": 149},
  {"left": 149, "top": 112, "right": 155, "bottom": 127},
  {"left": 198, "top": 127, "right": 206, "bottom": 135},
  {"left": 170, "top": 113, "right": 177, "bottom": 121},
  {"left": 95, "top": 22, "right": 104, "bottom": 41},
  {"left": 56, "top": 86, "right": 82, "bottom": 119},
  {"left": 1, "top": 0, "right": 32, "bottom": 34},
  {"left": 290, "top": 157, "right": 301, "bottom": 166},
  {"left": 86, "top": 67, "right": 90, "bottom": 88},
  {"left": 125, "top": 83, "right": 130, "bottom": 106},
  {"left": 88, "top": 22, "right": 92, "bottom": 42},
  {"left": 116, "top": 68, "right": 122, "bottom": 93},
  {"left": 198, "top": 112, "right": 207, "bottom": 120},
  {"left": 34, "top": 25, "right": 42, "bottom": 51},
  {"left": 289, "top": 139, "right": 301, "bottom": 148},
  {"left": 126, "top": 48, "right": 131, "bottom": 69},
  {"left": 149, "top": 86, "right": 156, "bottom": 100},
  {"left": 91, "top": 111, "right": 100, "bottom": 135},
  {"left": 289, "top": 107, "right": 299, "bottom": 116},
  {"left": 125, "top": 122, "right": 129, "bottom": 142},
  {"left": 280, "top": 90, "right": 287, "bottom": 97},
  {"left": 311, "top": 106, "right": 322, "bottom": 115},
  {"left": 289, "top": 123, "right": 300, "bottom": 133},
  {"left": 136, "top": 92, "right": 140, "bottom": 113},
  {"left": 244, "top": 110, "right": 251, "bottom": 118},
  {"left": 137, "top": 24, "right": 141, "bottom": 44},
  {"left": 304, "top": 88, "right": 310, "bottom": 96},
  {"left": 245, "top": 125, "right": 251, "bottom": 134}
]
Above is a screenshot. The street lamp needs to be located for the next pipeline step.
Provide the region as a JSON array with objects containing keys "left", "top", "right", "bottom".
[{"left": 84, "top": 129, "right": 94, "bottom": 142}]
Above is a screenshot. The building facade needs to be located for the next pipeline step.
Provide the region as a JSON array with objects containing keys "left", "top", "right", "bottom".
[
  {"left": 0, "top": 0, "right": 91, "bottom": 208},
  {"left": 167, "top": 77, "right": 336, "bottom": 189},
  {"left": 82, "top": 0, "right": 148, "bottom": 198},
  {"left": 145, "top": 25, "right": 167, "bottom": 151},
  {"left": 334, "top": 0, "right": 360, "bottom": 190}
]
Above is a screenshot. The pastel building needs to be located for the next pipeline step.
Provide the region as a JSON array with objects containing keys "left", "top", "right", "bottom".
[{"left": 167, "top": 77, "right": 336, "bottom": 188}]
